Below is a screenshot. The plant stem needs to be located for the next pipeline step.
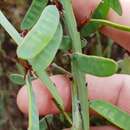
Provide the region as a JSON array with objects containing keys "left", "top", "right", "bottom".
[
  {"left": 60, "top": 0, "right": 90, "bottom": 130},
  {"left": 91, "top": 18, "right": 130, "bottom": 32},
  {"left": 71, "top": 81, "right": 82, "bottom": 130},
  {"left": 96, "top": 31, "right": 103, "bottom": 56},
  {"left": 0, "top": 11, "right": 23, "bottom": 45},
  {"left": 103, "top": 39, "right": 113, "bottom": 58},
  {"left": 32, "top": 64, "right": 72, "bottom": 125},
  {"left": 51, "top": 63, "right": 72, "bottom": 77},
  {"left": 25, "top": 72, "right": 39, "bottom": 130}
]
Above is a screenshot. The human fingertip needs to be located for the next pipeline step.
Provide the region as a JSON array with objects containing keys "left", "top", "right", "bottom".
[
  {"left": 16, "top": 75, "right": 72, "bottom": 115},
  {"left": 16, "top": 79, "right": 52, "bottom": 115}
]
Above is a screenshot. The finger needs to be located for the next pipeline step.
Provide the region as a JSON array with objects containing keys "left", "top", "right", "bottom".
[
  {"left": 72, "top": 0, "right": 130, "bottom": 52},
  {"left": 90, "top": 126, "right": 119, "bottom": 130},
  {"left": 64, "top": 126, "right": 119, "bottom": 130},
  {"left": 17, "top": 74, "right": 130, "bottom": 116},
  {"left": 86, "top": 74, "right": 130, "bottom": 114},
  {"left": 72, "top": 0, "right": 101, "bottom": 23},
  {"left": 17, "top": 75, "right": 71, "bottom": 115}
]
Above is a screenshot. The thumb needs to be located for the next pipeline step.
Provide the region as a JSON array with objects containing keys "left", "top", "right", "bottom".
[{"left": 72, "top": 0, "right": 100, "bottom": 24}]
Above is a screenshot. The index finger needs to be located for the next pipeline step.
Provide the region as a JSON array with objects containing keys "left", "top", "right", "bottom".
[{"left": 17, "top": 74, "right": 130, "bottom": 115}]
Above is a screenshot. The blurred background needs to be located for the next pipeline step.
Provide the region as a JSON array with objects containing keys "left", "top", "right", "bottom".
[
  {"left": 0, "top": 0, "right": 130, "bottom": 130},
  {"left": 0, "top": 1, "right": 29, "bottom": 130}
]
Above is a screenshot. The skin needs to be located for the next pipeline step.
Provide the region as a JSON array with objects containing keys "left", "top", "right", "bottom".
[{"left": 17, "top": 0, "right": 130, "bottom": 130}]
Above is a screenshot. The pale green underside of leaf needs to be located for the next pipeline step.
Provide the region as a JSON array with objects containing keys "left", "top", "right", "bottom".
[
  {"left": 0, "top": 11, "right": 23, "bottom": 45},
  {"left": 21, "top": 0, "right": 48, "bottom": 30},
  {"left": 28, "top": 25, "right": 64, "bottom": 109},
  {"left": 90, "top": 100, "right": 130, "bottom": 130},
  {"left": 30, "top": 24, "right": 63, "bottom": 70},
  {"left": 81, "top": 0, "right": 122, "bottom": 37},
  {"left": 17, "top": 5, "right": 60, "bottom": 59},
  {"left": 9, "top": 74, "right": 25, "bottom": 85},
  {"left": 72, "top": 53, "right": 118, "bottom": 77},
  {"left": 26, "top": 74, "right": 39, "bottom": 130}
]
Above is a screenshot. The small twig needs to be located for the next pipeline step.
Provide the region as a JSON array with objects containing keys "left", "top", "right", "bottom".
[{"left": 51, "top": 63, "right": 72, "bottom": 77}]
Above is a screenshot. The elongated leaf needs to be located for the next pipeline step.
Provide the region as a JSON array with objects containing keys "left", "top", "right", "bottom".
[
  {"left": 21, "top": 0, "right": 48, "bottom": 30},
  {"left": 17, "top": 5, "right": 60, "bottom": 59},
  {"left": 26, "top": 73, "right": 39, "bottom": 130},
  {"left": 9, "top": 74, "right": 25, "bottom": 85},
  {"left": 81, "top": 0, "right": 110, "bottom": 37},
  {"left": 0, "top": 11, "right": 23, "bottom": 45},
  {"left": 29, "top": 23, "right": 65, "bottom": 111},
  {"left": 91, "top": 18, "right": 130, "bottom": 32},
  {"left": 30, "top": 24, "right": 63, "bottom": 70},
  {"left": 72, "top": 53, "right": 118, "bottom": 76},
  {"left": 90, "top": 100, "right": 130, "bottom": 130},
  {"left": 109, "top": 0, "right": 122, "bottom": 16}
]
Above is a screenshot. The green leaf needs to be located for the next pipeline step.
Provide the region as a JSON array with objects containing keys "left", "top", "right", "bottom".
[
  {"left": 118, "top": 55, "right": 130, "bottom": 74},
  {"left": 9, "top": 74, "right": 25, "bottom": 85},
  {"left": 40, "top": 115, "right": 53, "bottom": 130},
  {"left": 0, "top": 11, "right": 23, "bottom": 45},
  {"left": 59, "top": 35, "right": 72, "bottom": 51},
  {"left": 29, "top": 24, "right": 63, "bottom": 70},
  {"left": 90, "top": 100, "right": 130, "bottom": 130},
  {"left": 81, "top": 0, "right": 110, "bottom": 37},
  {"left": 17, "top": 5, "right": 60, "bottom": 59},
  {"left": 26, "top": 73, "right": 39, "bottom": 130},
  {"left": 21, "top": 0, "right": 48, "bottom": 30},
  {"left": 109, "top": 0, "right": 122, "bottom": 16},
  {"left": 72, "top": 53, "right": 118, "bottom": 77}
]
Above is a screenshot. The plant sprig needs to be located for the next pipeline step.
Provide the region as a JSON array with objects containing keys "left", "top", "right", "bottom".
[
  {"left": 1, "top": 1, "right": 130, "bottom": 130},
  {"left": 60, "top": 1, "right": 90, "bottom": 130}
]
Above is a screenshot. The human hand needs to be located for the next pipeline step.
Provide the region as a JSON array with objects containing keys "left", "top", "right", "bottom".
[
  {"left": 17, "top": 1, "right": 130, "bottom": 130},
  {"left": 72, "top": 0, "right": 130, "bottom": 52},
  {"left": 17, "top": 74, "right": 130, "bottom": 130}
]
